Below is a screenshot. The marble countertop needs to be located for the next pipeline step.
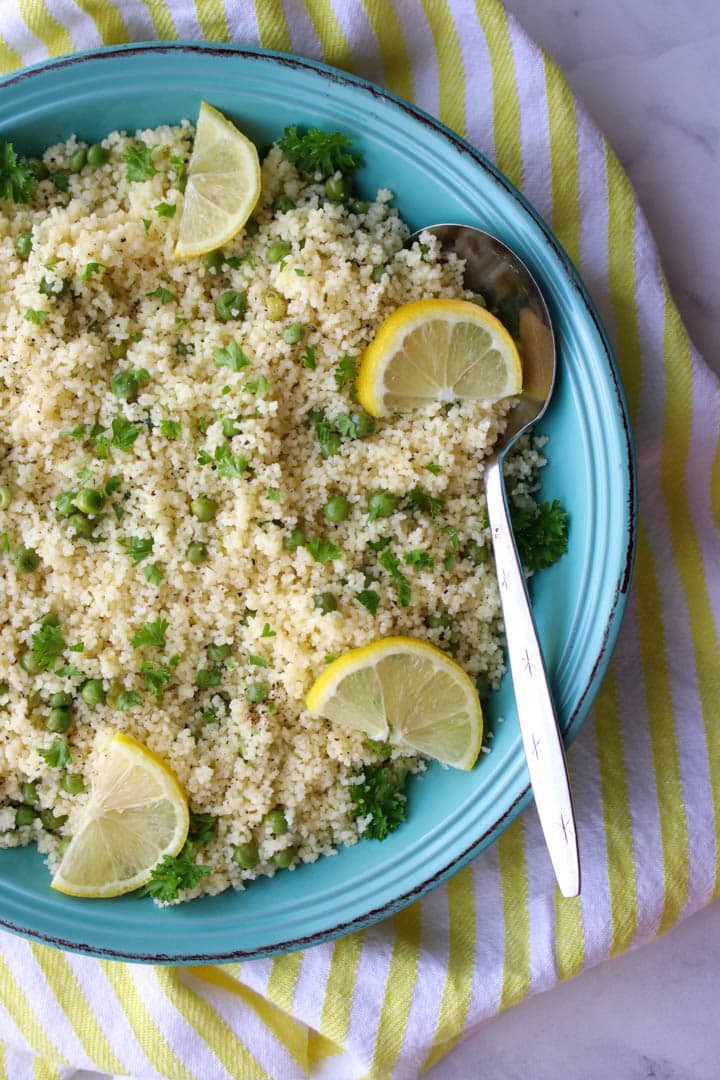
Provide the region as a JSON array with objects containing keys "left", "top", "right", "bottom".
[{"left": 432, "top": 0, "right": 720, "bottom": 1076}]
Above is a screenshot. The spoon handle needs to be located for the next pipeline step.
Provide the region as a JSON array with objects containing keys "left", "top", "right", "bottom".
[{"left": 484, "top": 458, "right": 580, "bottom": 897}]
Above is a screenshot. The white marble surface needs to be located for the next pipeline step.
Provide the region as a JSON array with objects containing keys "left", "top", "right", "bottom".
[{"left": 431, "top": 1, "right": 720, "bottom": 1076}]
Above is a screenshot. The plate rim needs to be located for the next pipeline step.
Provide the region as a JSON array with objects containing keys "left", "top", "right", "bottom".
[{"left": 0, "top": 40, "right": 637, "bottom": 963}]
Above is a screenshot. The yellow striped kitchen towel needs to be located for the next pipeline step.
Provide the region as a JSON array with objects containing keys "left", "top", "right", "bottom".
[{"left": 1, "top": 2, "right": 719, "bottom": 1078}]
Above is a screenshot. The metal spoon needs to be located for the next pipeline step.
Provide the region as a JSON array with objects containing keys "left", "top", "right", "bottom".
[{"left": 410, "top": 224, "right": 580, "bottom": 897}]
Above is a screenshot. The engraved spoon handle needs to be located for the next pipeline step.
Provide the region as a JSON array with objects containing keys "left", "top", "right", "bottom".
[{"left": 485, "top": 457, "right": 580, "bottom": 897}]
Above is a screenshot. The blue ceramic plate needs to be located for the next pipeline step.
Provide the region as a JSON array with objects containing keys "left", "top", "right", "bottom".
[{"left": 0, "top": 44, "right": 635, "bottom": 963}]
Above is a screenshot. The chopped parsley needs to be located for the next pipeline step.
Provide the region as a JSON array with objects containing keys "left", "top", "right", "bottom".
[
  {"left": 82, "top": 261, "right": 105, "bottom": 281},
  {"left": 213, "top": 341, "right": 251, "bottom": 372},
  {"left": 38, "top": 738, "right": 72, "bottom": 769},
  {"left": 378, "top": 548, "right": 411, "bottom": 606},
  {"left": 300, "top": 345, "right": 316, "bottom": 370},
  {"left": 406, "top": 486, "right": 444, "bottom": 517},
  {"left": 306, "top": 538, "right": 342, "bottom": 564},
  {"left": 248, "top": 654, "right": 268, "bottom": 668},
  {"left": 511, "top": 499, "right": 569, "bottom": 572},
  {"left": 244, "top": 374, "right": 269, "bottom": 397},
  {"left": 51, "top": 172, "right": 69, "bottom": 192},
  {"left": 0, "top": 142, "right": 36, "bottom": 203},
  {"left": 124, "top": 536, "right": 154, "bottom": 565},
  {"left": 31, "top": 623, "right": 67, "bottom": 671},
  {"left": 403, "top": 549, "right": 434, "bottom": 570},
  {"left": 196, "top": 667, "right": 222, "bottom": 688},
  {"left": 155, "top": 202, "right": 176, "bottom": 217},
  {"left": 144, "top": 563, "right": 164, "bottom": 585},
  {"left": 24, "top": 308, "right": 49, "bottom": 324},
  {"left": 110, "top": 416, "right": 140, "bottom": 451},
  {"left": 131, "top": 617, "right": 168, "bottom": 649},
  {"left": 199, "top": 444, "right": 249, "bottom": 478},
  {"left": 123, "top": 143, "right": 157, "bottom": 182},
  {"left": 105, "top": 475, "right": 121, "bottom": 495},
  {"left": 159, "top": 419, "right": 181, "bottom": 439},
  {"left": 142, "top": 842, "right": 210, "bottom": 902},
  {"left": 424, "top": 462, "right": 442, "bottom": 475},
  {"left": 261, "top": 623, "right": 276, "bottom": 637},
  {"left": 188, "top": 812, "right": 216, "bottom": 846},
  {"left": 309, "top": 408, "right": 341, "bottom": 458},
  {"left": 146, "top": 285, "right": 176, "bottom": 305},
  {"left": 333, "top": 355, "right": 358, "bottom": 393},
  {"left": 355, "top": 589, "right": 380, "bottom": 616},
  {"left": 278, "top": 126, "right": 362, "bottom": 178},
  {"left": 140, "top": 661, "right": 172, "bottom": 699},
  {"left": 349, "top": 761, "right": 409, "bottom": 841},
  {"left": 116, "top": 690, "right": 143, "bottom": 711}
]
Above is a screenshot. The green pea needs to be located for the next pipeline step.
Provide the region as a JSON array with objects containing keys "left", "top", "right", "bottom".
[
  {"left": 14, "top": 547, "right": 39, "bottom": 573},
  {"left": 62, "top": 773, "right": 84, "bottom": 795},
  {"left": 68, "top": 146, "right": 87, "bottom": 172},
  {"left": 47, "top": 707, "right": 72, "bottom": 734},
  {"left": 313, "top": 592, "right": 337, "bottom": 615},
  {"left": 111, "top": 370, "right": 139, "bottom": 402},
  {"left": 370, "top": 265, "right": 387, "bottom": 283},
  {"left": 49, "top": 692, "right": 72, "bottom": 708},
  {"left": 244, "top": 218, "right": 259, "bottom": 237},
  {"left": 352, "top": 410, "right": 376, "bottom": 438},
  {"left": 21, "top": 781, "right": 37, "bottom": 805},
  {"left": 20, "top": 649, "right": 43, "bottom": 675},
  {"left": 25, "top": 158, "right": 49, "bottom": 181},
  {"left": 40, "top": 808, "right": 68, "bottom": 832},
  {"left": 207, "top": 643, "right": 231, "bottom": 664},
  {"left": 461, "top": 539, "right": 487, "bottom": 566},
  {"left": 282, "top": 322, "right": 304, "bottom": 345},
  {"left": 245, "top": 681, "right": 268, "bottom": 704},
  {"left": 263, "top": 809, "right": 287, "bottom": 836},
  {"left": 87, "top": 143, "right": 109, "bottom": 167},
  {"left": 323, "top": 495, "right": 349, "bottom": 523},
  {"left": 0, "top": 485, "right": 13, "bottom": 510},
  {"left": 273, "top": 847, "right": 297, "bottom": 869},
  {"left": 267, "top": 240, "right": 291, "bottom": 263},
  {"left": 233, "top": 841, "right": 259, "bottom": 869},
  {"left": 107, "top": 339, "right": 129, "bottom": 362},
  {"left": 15, "top": 805, "right": 35, "bottom": 827},
  {"left": 81, "top": 679, "right": 105, "bottom": 706},
  {"left": 191, "top": 495, "right": 218, "bottom": 522},
  {"left": 55, "top": 491, "right": 77, "bottom": 516},
  {"left": 263, "top": 290, "right": 287, "bottom": 321},
  {"left": 283, "top": 526, "right": 306, "bottom": 551},
  {"left": 426, "top": 613, "right": 452, "bottom": 630},
  {"left": 14, "top": 232, "right": 33, "bottom": 260},
  {"left": 202, "top": 249, "right": 224, "bottom": 273},
  {"left": 273, "top": 194, "right": 296, "bottom": 212},
  {"left": 215, "top": 290, "right": 247, "bottom": 321},
  {"left": 324, "top": 175, "right": 352, "bottom": 202},
  {"left": 367, "top": 491, "right": 397, "bottom": 522},
  {"left": 74, "top": 488, "right": 105, "bottom": 516},
  {"left": 66, "top": 513, "right": 94, "bottom": 539},
  {"left": 350, "top": 200, "right": 368, "bottom": 214},
  {"left": 186, "top": 541, "right": 208, "bottom": 565}
]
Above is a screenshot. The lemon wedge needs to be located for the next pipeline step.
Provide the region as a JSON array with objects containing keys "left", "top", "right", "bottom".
[
  {"left": 51, "top": 732, "right": 189, "bottom": 898},
  {"left": 174, "top": 101, "right": 261, "bottom": 260},
  {"left": 356, "top": 298, "right": 522, "bottom": 417},
  {"left": 306, "top": 637, "right": 483, "bottom": 770}
]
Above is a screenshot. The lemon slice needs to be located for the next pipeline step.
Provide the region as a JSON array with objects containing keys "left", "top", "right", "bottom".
[
  {"left": 174, "top": 101, "right": 261, "bottom": 260},
  {"left": 51, "top": 733, "right": 189, "bottom": 898},
  {"left": 307, "top": 637, "right": 483, "bottom": 770},
  {"left": 356, "top": 298, "right": 523, "bottom": 417}
]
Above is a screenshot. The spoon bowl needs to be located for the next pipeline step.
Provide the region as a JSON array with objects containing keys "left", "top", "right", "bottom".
[{"left": 410, "top": 223, "right": 580, "bottom": 897}]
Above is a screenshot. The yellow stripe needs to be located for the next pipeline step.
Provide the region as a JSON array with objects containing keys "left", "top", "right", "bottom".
[
  {"left": 419, "top": 0, "right": 465, "bottom": 135},
  {"left": 155, "top": 968, "right": 269, "bottom": 1080},
  {"left": 99, "top": 961, "right": 197, "bottom": 1080},
  {"left": 140, "top": 0, "right": 178, "bottom": 39},
  {"left": 543, "top": 54, "right": 581, "bottom": 264},
  {"left": 606, "top": 148, "right": 641, "bottom": 417},
  {"left": 497, "top": 818, "right": 531, "bottom": 1010},
  {"left": 360, "top": 0, "right": 414, "bottom": 101},
  {"left": 189, "top": 965, "right": 314, "bottom": 1073},
  {"left": 194, "top": 0, "right": 231, "bottom": 43},
  {"left": 0, "top": 957, "right": 66, "bottom": 1065},
  {"left": 368, "top": 903, "right": 422, "bottom": 1078},
  {"left": 266, "top": 952, "right": 303, "bottom": 1012},
  {"left": 0, "top": 1042, "right": 5, "bottom": 1079},
  {"left": 16, "top": 0, "right": 73, "bottom": 58},
  {"left": 712, "top": 428, "right": 720, "bottom": 536},
  {"left": 594, "top": 664, "right": 639, "bottom": 954},
  {"left": 253, "top": 0, "right": 292, "bottom": 52},
  {"left": 661, "top": 284, "right": 720, "bottom": 892},
  {"left": 554, "top": 768, "right": 585, "bottom": 979},
  {"left": 303, "top": 0, "right": 354, "bottom": 72},
  {"left": 474, "top": 0, "right": 523, "bottom": 188},
  {"left": 319, "top": 930, "right": 365, "bottom": 1046},
  {"left": 0, "top": 34, "right": 22, "bottom": 74},
  {"left": 422, "top": 869, "right": 475, "bottom": 1071},
  {"left": 30, "top": 944, "right": 124, "bottom": 1073},
  {"left": 33, "top": 1059, "right": 61, "bottom": 1080},
  {"left": 71, "top": 0, "right": 128, "bottom": 45},
  {"left": 635, "top": 520, "right": 689, "bottom": 932}
]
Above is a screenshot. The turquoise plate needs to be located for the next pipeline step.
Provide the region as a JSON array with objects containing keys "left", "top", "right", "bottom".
[{"left": 0, "top": 43, "right": 635, "bottom": 963}]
